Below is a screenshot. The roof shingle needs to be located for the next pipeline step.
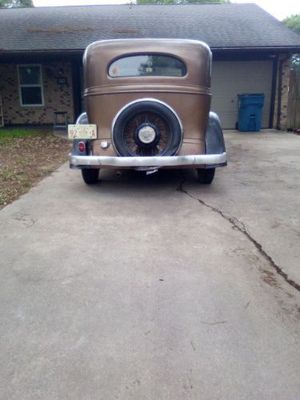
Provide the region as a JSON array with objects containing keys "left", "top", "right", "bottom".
[{"left": 0, "top": 4, "right": 299, "bottom": 53}]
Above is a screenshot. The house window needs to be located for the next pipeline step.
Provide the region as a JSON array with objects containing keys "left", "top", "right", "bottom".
[{"left": 18, "top": 65, "right": 44, "bottom": 106}]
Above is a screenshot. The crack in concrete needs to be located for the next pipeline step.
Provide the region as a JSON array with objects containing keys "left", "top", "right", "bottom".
[
  {"left": 177, "top": 179, "right": 300, "bottom": 293},
  {"left": 200, "top": 320, "right": 227, "bottom": 326}
]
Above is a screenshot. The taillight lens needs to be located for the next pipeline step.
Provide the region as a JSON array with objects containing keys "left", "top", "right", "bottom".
[{"left": 78, "top": 141, "right": 86, "bottom": 153}]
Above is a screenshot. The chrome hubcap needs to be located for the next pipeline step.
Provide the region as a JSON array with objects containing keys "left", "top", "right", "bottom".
[{"left": 137, "top": 125, "right": 156, "bottom": 144}]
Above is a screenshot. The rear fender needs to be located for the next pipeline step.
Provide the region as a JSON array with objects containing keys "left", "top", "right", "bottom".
[
  {"left": 205, "top": 112, "right": 226, "bottom": 154},
  {"left": 71, "top": 112, "right": 91, "bottom": 156},
  {"left": 205, "top": 112, "right": 226, "bottom": 168}
]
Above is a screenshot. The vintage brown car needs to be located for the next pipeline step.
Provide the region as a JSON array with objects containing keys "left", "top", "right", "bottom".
[{"left": 68, "top": 39, "right": 227, "bottom": 184}]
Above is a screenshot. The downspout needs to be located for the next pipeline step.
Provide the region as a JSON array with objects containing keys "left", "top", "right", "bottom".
[{"left": 276, "top": 55, "right": 290, "bottom": 130}]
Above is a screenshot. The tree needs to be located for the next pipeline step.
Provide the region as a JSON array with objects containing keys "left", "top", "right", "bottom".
[
  {"left": 0, "top": 0, "right": 33, "bottom": 8},
  {"left": 283, "top": 15, "right": 300, "bottom": 69},
  {"left": 136, "top": 0, "right": 229, "bottom": 4},
  {"left": 283, "top": 14, "right": 300, "bottom": 35}
]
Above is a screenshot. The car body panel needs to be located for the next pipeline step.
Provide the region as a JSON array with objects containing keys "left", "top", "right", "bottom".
[{"left": 69, "top": 38, "right": 226, "bottom": 173}]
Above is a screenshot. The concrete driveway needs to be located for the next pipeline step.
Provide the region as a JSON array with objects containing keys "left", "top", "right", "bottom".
[{"left": 0, "top": 131, "right": 299, "bottom": 400}]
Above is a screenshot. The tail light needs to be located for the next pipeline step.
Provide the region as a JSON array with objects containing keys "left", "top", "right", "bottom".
[{"left": 78, "top": 141, "right": 86, "bottom": 153}]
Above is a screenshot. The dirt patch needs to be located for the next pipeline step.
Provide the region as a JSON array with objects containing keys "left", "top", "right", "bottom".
[{"left": 0, "top": 129, "right": 70, "bottom": 209}]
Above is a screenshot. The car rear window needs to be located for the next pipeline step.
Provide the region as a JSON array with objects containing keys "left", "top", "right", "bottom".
[{"left": 108, "top": 54, "right": 186, "bottom": 78}]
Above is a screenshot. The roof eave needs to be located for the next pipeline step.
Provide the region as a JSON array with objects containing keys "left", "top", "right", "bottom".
[
  {"left": 211, "top": 46, "right": 300, "bottom": 53},
  {"left": 0, "top": 46, "right": 299, "bottom": 57},
  {"left": 0, "top": 49, "right": 83, "bottom": 54}
]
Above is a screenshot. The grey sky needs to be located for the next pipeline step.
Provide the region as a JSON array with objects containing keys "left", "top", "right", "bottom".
[{"left": 33, "top": 0, "right": 299, "bottom": 20}]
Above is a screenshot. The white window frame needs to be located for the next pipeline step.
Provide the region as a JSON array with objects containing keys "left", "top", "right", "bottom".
[{"left": 18, "top": 64, "right": 44, "bottom": 107}]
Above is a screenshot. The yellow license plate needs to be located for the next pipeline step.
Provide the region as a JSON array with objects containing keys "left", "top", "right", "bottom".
[{"left": 68, "top": 124, "right": 97, "bottom": 139}]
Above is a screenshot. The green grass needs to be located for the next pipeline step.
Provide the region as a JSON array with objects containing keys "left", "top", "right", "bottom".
[
  {"left": 0, "top": 127, "right": 49, "bottom": 139},
  {"left": 0, "top": 127, "right": 51, "bottom": 145}
]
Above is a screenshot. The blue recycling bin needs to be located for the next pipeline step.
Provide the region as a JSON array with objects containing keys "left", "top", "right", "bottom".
[{"left": 238, "top": 94, "right": 264, "bottom": 132}]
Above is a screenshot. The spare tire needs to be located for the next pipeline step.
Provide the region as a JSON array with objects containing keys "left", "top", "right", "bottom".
[{"left": 112, "top": 99, "right": 182, "bottom": 157}]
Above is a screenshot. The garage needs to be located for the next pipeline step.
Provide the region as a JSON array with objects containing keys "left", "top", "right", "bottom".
[{"left": 211, "top": 60, "right": 273, "bottom": 129}]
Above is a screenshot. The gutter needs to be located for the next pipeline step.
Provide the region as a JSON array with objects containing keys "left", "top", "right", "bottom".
[
  {"left": 0, "top": 49, "right": 83, "bottom": 54},
  {"left": 211, "top": 46, "right": 300, "bottom": 53},
  {"left": 0, "top": 46, "right": 300, "bottom": 55}
]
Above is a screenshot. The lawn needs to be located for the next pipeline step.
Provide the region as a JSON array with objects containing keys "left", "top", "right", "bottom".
[{"left": 0, "top": 127, "right": 71, "bottom": 208}]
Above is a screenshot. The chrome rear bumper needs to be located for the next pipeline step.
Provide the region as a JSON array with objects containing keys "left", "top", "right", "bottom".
[{"left": 70, "top": 152, "right": 227, "bottom": 169}]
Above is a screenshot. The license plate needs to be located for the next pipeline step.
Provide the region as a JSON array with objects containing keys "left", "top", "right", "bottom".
[{"left": 68, "top": 124, "right": 97, "bottom": 139}]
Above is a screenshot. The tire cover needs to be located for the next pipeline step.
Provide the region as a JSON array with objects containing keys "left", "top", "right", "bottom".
[{"left": 113, "top": 100, "right": 182, "bottom": 156}]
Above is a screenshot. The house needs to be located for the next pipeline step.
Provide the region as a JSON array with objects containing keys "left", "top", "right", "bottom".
[{"left": 0, "top": 3, "right": 299, "bottom": 130}]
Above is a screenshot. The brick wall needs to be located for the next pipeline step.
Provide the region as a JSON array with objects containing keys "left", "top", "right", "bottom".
[
  {"left": 0, "top": 61, "right": 74, "bottom": 125},
  {"left": 273, "top": 56, "right": 291, "bottom": 130},
  {"left": 0, "top": 57, "right": 292, "bottom": 130}
]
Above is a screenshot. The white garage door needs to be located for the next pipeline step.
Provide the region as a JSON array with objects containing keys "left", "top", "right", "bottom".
[{"left": 211, "top": 61, "right": 273, "bottom": 129}]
